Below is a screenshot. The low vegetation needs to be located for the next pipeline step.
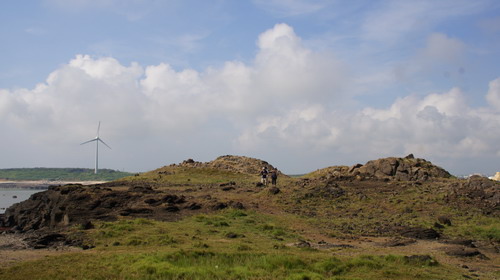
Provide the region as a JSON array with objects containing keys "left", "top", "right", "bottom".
[
  {"left": 0, "top": 168, "right": 132, "bottom": 181},
  {"left": 0, "top": 210, "right": 468, "bottom": 280}
]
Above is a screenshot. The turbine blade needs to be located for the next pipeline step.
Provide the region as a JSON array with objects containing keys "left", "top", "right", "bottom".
[
  {"left": 97, "top": 121, "right": 101, "bottom": 137},
  {"left": 99, "top": 138, "right": 112, "bottom": 149},
  {"left": 80, "top": 138, "right": 97, "bottom": 145}
]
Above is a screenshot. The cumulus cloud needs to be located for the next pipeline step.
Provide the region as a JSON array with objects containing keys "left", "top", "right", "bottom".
[
  {"left": 238, "top": 84, "right": 500, "bottom": 167},
  {"left": 421, "top": 33, "right": 465, "bottom": 64},
  {"left": 486, "top": 77, "right": 500, "bottom": 110},
  {"left": 392, "top": 33, "right": 467, "bottom": 85},
  {"left": 1, "top": 23, "right": 500, "bottom": 174}
]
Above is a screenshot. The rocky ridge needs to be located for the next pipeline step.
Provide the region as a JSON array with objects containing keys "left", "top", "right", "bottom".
[
  {"left": 165, "top": 155, "right": 281, "bottom": 176},
  {"left": 311, "top": 154, "right": 452, "bottom": 181},
  {"left": 0, "top": 154, "right": 498, "bottom": 250}
]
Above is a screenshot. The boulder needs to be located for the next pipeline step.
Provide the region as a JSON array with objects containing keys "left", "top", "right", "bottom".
[
  {"left": 438, "top": 216, "right": 452, "bottom": 226},
  {"left": 445, "top": 247, "right": 486, "bottom": 258},
  {"left": 268, "top": 187, "right": 280, "bottom": 195},
  {"left": 357, "top": 156, "right": 451, "bottom": 181},
  {"left": 447, "top": 175, "right": 500, "bottom": 214}
]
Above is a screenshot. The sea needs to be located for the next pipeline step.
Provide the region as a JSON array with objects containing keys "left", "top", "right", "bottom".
[{"left": 0, "top": 183, "right": 48, "bottom": 214}]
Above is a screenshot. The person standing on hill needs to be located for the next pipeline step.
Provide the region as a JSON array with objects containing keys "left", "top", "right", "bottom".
[
  {"left": 260, "top": 167, "right": 269, "bottom": 185},
  {"left": 270, "top": 168, "right": 278, "bottom": 186}
]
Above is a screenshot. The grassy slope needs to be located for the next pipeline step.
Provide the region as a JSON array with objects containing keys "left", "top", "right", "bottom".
[
  {"left": 0, "top": 168, "right": 133, "bottom": 181},
  {"left": 0, "top": 165, "right": 498, "bottom": 279},
  {"left": 0, "top": 210, "right": 467, "bottom": 280}
]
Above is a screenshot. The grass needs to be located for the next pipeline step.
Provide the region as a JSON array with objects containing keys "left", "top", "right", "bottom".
[
  {"left": 121, "top": 166, "right": 259, "bottom": 185},
  {"left": 441, "top": 215, "right": 500, "bottom": 242},
  {"left": 0, "top": 251, "right": 457, "bottom": 280},
  {"left": 0, "top": 210, "right": 471, "bottom": 280}
]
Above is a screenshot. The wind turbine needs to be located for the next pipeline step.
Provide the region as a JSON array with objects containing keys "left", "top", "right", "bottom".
[{"left": 81, "top": 121, "right": 111, "bottom": 174}]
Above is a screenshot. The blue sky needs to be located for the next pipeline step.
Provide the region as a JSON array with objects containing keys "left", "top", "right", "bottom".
[{"left": 1, "top": 0, "right": 500, "bottom": 175}]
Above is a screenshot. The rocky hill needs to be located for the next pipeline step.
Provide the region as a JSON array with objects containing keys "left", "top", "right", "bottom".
[
  {"left": 308, "top": 154, "right": 452, "bottom": 181},
  {"left": 0, "top": 155, "right": 498, "bottom": 279},
  {"left": 157, "top": 155, "right": 281, "bottom": 176}
]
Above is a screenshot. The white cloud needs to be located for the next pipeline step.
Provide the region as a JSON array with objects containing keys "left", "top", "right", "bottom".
[
  {"left": 238, "top": 83, "right": 500, "bottom": 166},
  {"left": 361, "top": 0, "right": 491, "bottom": 43},
  {"left": 390, "top": 33, "right": 467, "bottom": 86},
  {"left": 486, "top": 77, "right": 500, "bottom": 110},
  {"left": 1, "top": 23, "right": 499, "bottom": 175},
  {"left": 421, "top": 33, "right": 465, "bottom": 64}
]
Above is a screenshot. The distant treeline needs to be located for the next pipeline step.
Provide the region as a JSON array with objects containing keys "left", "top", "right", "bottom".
[{"left": 0, "top": 168, "right": 133, "bottom": 181}]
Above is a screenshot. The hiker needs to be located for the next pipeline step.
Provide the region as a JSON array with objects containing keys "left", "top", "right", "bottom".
[
  {"left": 260, "top": 167, "right": 268, "bottom": 185},
  {"left": 270, "top": 168, "right": 278, "bottom": 186}
]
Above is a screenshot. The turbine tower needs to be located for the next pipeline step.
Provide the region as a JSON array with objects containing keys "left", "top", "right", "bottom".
[{"left": 81, "top": 121, "right": 111, "bottom": 174}]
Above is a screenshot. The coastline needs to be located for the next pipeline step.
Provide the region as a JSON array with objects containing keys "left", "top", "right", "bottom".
[{"left": 0, "top": 180, "right": 106, "bottom": 189}]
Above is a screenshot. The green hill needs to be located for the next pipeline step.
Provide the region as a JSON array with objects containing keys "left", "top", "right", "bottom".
[{"left": 0, "top": 168, "right": 133, "bottom": 181}]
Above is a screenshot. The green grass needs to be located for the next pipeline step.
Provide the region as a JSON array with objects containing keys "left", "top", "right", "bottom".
[
  {"left": 0, "top": 210, "right": 471, "bottom": 280},
  {"left": 122, "top": 166, "right": 258, "bottom": 185},
  {"left": 0, "top": 168, "right": 132, "bottom": 181},
  {"left": 0, "top": 246, "right": 462, "bottom": 280},
  {"left": 442, "top": 215, "right": 500, "bottom": 242}
]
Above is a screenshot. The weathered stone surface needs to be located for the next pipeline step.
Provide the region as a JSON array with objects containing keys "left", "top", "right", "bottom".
[
  {"left": 445, "top": 247, "right": 486, "bottom": 258},
  {"left": 311, "top": 155, "right": 452, "bottom": 182},
  {"left": 446, "top": 175, "right": 500, "bottom": 214},
  {"left": 268, "top": 187, "right": 280, "bottom": 195},
  {"left": 438, "top": 216, "right": 452, "bottom": 226},
  {"left": 400, "top": 227, "right": 440, "bottom": 240},
  {"left": 381, "top": 238, "right": 417, "bottom": 247},
  {"left": 357, "top": 156, "right": 451, "bottom": 181},
  {"left": 1, "top": 183, "right": 201, "bottom": 232}
]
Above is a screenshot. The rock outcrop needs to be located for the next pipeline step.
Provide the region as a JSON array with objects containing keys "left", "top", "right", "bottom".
[
  {"left": 309, "top": 154, "right": 452, "bottom": 182},
  {"left": 446, "top": 175, "right": 500, "bottom": 214},
  {"left": 161, "top": 155, "right": 283, "bottom": 176},
  {"left": 1, "top": 184, "right": 208, "bottom": 232},
  {"left": 348, "top": 154, "right": 452, "bottom": 181}
]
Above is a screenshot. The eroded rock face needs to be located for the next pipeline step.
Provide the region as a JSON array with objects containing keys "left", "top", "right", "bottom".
[
  {"left": 446, "top": 175, "right": 500, "bottom": 214},
  {"left": 1, "top": 184, "right": 207, "bottom": 232}
]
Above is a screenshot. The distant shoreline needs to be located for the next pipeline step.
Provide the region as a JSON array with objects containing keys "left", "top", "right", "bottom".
[{"left": 0, "top": 180, "right": 106, "bottom": 189}]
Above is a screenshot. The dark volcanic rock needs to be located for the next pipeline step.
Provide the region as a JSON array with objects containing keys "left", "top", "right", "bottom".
[
  {"left": 446, "top": 175, "right": 500, "bottom": 214},
  {"left": 445, "top": 247, "right": 486, "bottom": 258},
  {"left": 438, "top": 216, "right": 452, "bottom": 226},
  {"left": 381, "top": 237, "right": 417, "bottom": 247},
  {"left": 186, "top": 203, "right": 202, "bottom": 210},
  {"left": 400, "top": 227, "right": 440, "bottom": 240},
  {"left": 356, "top": 156, "right": 451, "bottom": 181},
  {"left": 440, "top": 239, "right": 476, "bottom": 248},
  {"left": 0, "top": 183, "right": 198, "bottom": 232},
  {"left": 25, "top": 232, "right": 66, "bottom": 249},
  {"left": 229, "top": 201, "right": 245, "bottom": 209},
  {"left": 268, "top": 187, "right": 280, "bottom": 195},
  {"left": 81, "top": 220, "right": 94, "bottom": 230},
  {"left": 211, "top": 202, "right": 228, "bottom": 210}
]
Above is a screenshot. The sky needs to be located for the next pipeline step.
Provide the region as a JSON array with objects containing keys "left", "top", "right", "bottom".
[{"left": 1, "top": 0, "right": 500, "bottom": 176}]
